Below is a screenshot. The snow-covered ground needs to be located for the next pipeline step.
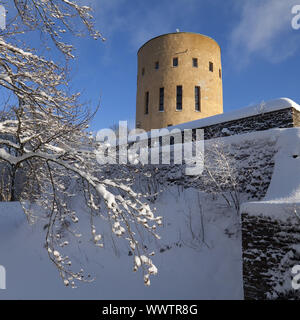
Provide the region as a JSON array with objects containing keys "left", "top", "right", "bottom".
[
  {"left": 0, "top": 188, "right": 243, "bottom": 300},
  {"left": 1, "top": 126, "right": 300, "bottom": 300}
]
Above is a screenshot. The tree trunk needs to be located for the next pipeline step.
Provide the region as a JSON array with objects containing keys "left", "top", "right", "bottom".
[{"left": 10, "top": 165, "right": 17, "bottom": 202}]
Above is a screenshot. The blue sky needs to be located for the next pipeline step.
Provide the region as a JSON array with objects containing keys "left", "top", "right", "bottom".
[{"left": 53, "top": 0, "right": 300, "bottom": 130}]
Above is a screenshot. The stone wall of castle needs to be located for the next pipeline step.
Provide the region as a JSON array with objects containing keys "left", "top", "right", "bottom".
[
  {"left": 241, "top": 212, "right": 300, "bottom": 300},
  {"left": 200, "top": 107, "right": 298, "bottom": 139}
]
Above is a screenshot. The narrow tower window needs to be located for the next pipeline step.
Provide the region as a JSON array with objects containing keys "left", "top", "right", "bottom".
[
  {"left": 209, "top": 61, "right": 214, "bottom": 72},
  {"left": 173, "top": 57, "right": 178, "bottom": 67},
  {"left": 195, "top": 86, "right": 201, "bottom": 111},
  {"left": 142, "top": 67, "right": 145, "bottom": 76},
  {"left": 219, "top": 68, "right": 222, "bottom": 78},
  {"left": 155, "top": 61, "right": 159, "bottom": 70},
  {"left": 192, "top": 58, "right": 198, "bottom": 67},
  {"left": 145, "top": 91, "right": 149, "bottom": 114},
  {"left": 159, "top": 87, "right": 164, "bottom": 111},
  {"left": 176, "top": 85, "right": 182, "bottom": 111}
]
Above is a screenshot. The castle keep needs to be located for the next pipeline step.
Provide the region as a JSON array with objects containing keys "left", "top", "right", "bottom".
[{"left": 136, "top": 32, "right": 223, "bottom": 131}]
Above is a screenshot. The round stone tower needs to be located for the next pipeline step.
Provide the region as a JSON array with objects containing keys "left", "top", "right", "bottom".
[{"left": 135, "top": 32, "right": 223, "bottom": 131}]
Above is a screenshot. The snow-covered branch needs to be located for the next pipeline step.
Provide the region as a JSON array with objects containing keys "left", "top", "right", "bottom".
[{"left": 0, "top": 1, "right": 160, "bottom": 287}]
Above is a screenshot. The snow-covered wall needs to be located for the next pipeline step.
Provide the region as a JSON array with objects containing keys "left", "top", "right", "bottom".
[
  {"left": 242, "top": 213, "right": 300, "bottom": 299},
  {"left": 151, "top": 128, "right": 280, "bottom": 200},
  {"left": 141, "top": 127, "right": 300, "bottom": 299},
  {"left": 241, "top": 128, "right": 300, "bottom": 300},
  {"left": 130, "top": 98, "right": 300, "bottom": 145},
  {"left": 203, "top": 107, "right": 299, "bottom": 140},
  {"left": 168, "top": 98, "right": 300, "bottom": 134}
]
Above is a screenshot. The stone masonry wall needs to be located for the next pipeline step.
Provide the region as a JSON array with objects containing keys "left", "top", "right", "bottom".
[
  {"left": 200, "top": 108, "right": 298, "bottom": 140},
  {"left": 150, "top": 129, "right": 278, "bottom": 200},
  {"left": 242, "top": 212, "right": 300, "bottom": 300}
]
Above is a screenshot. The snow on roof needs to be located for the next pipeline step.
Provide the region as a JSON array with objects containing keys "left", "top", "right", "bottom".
[
  {"left": 127, "top": 98, "right": 300, "bottom": 142},
  {"left": 168, "top": 98, "right": 300, "bottom": 131},
  {"left": 240, "top": 201, "right": 300, "bottom": 221}
]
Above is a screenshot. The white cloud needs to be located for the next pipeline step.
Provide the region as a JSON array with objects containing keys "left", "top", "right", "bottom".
[
  {"left": 229, "top": 0, "right": 300, "bottom": 66},
  {"left": 91, "top": 0, "right": 201, "bottom": 50}
]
